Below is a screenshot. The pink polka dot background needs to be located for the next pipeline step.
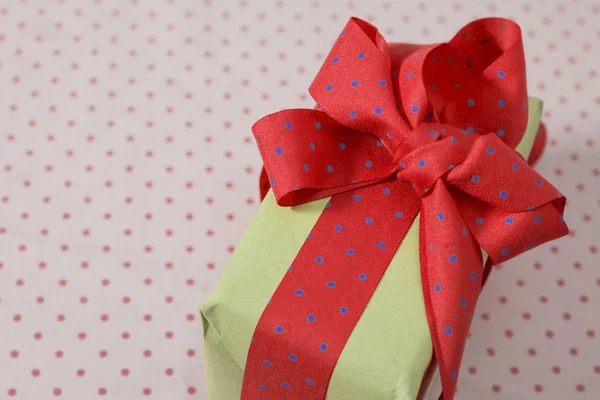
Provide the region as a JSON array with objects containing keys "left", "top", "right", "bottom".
[{"left": 0, "top": 0, "right": 597, "bottom": 399}]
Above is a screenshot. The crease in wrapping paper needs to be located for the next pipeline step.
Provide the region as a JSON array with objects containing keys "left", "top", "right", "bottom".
[{"left": 201, "top": 98, "right": 544, "bottom": 400}]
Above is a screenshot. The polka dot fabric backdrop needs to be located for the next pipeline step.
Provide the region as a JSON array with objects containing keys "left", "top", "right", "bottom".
[{"left": 0, "top": 0, "right": 597, "bottom": 399}]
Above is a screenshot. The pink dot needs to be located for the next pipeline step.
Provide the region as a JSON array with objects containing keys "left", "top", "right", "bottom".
[
  {"left": 55, "top": 350, "right": 64, "bottom": 358},
  {"left": 144, "top": 314, "right": 152, "bottom": 321},
  {"left": 187, "top": 349, "right": 196, "bottom": 357},
  {"left": 122, "top": 332, "right": 130, "bottom": 339},
  {"left": 486, "top": 348, "right": 495, "bottom": 357},
  {"left": 580, "top": 295, "right": 589, "bottom": 303},
  {"left": 510, "top": 366, "right": 519, "bottom": 375},
  {"left": 188, "top": 387, "right": 196, "bottom": 394},
  {"left": 143, "top": 349, "right": 152, "bottom": 357},
  {"left": 10, "top": 350, "right": 19, "bottom": 358},
  {"left": 143, "top": 388, "right": 152, "bottom": 396},
  {"left": 516, "top": 279, "right": 525, "bottom": 287},
  {"left": 32, "top": 369, "right": 40, "bottom": 377},
  {"left": 569, "top": 347, "right": 578, "bottom": 356},
  {"left": 8, "top": 388, "right": 16, "bottom": 396},
  {"left": 587, "top": 329, "right": 596, "bottom": 338},
  {"left": 552, "top": 365, "right": 561, "bottom": 374},
  {"left": 77, "top": 369, "right": 85, "bottom": 377},
  {"left": 492, "top": 384, "right": 501, "bottom": 393},
  {"left": 528, "top": 348, "right": 537, "bottom": 356},
  {"left": 576, "top": 384, "right": 585, "bottom": 392},
  {"left": 99, "top": 350, "right": 108, "bottom": 358},
  {"left": 534, "top": 384, "right": 543, "bottom": 392},
  {"left": 121, "top": 368, "right": 130, "bottom": 376},
  {"left": 165, "top": 368, "right": 174, "bottom": 376},
  {"left": 165, "top": 331, "right": 174, "bottom": 339},
  {"left": 98, "top": 388, "right": 107, "bottom": 395},
  {"left": 53, "top": 388, "right": 62, "bottom": 396}
]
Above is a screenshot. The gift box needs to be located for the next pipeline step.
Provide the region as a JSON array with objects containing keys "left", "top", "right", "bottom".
[{"left": 201, "top": 17, "right": 568, "bottom": 400}]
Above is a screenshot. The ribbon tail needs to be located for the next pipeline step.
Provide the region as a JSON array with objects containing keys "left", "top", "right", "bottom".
[{"left": 419, "top": 183, "right": 484, "bottom": 400}]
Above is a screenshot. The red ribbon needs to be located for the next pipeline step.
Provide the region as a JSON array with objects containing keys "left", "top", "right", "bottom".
[{"left": 243, "top": 17, "right": 568, "bottom": 400}]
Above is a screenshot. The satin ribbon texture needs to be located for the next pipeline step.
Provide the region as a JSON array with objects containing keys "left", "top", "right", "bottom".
[
  {"left": 242, "top": 17, "right": 568, "bottom": 400},
  {"left": 258, "top": 121, "right": 550, "bottom": 202}
]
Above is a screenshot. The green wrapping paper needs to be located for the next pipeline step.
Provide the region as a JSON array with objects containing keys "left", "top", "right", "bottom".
[{"left": 201, "top": 98, "right": 543, "bottom": 400}]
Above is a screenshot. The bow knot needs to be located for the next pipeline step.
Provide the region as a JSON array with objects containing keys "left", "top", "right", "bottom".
[{"left": 396, "top": 133, "right": 466, "bottom": 196}]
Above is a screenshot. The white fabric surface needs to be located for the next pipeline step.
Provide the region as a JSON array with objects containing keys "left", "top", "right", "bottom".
[{"left": 0, "top": 0, "right": 598, "bottom": 399}]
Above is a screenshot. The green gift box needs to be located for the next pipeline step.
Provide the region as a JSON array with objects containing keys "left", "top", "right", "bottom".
[
  {"left": 200, "top": 98, "right": 544, "bottom": 400},
  {"left": 200, "top": 98, "right": 542, "bottom": 400}
]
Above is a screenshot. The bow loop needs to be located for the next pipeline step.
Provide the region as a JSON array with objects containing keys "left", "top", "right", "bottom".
[
  {"left": 422, "top": 18, "right": 528, "bottom": 149},
  {"left": 447, "top": 133, "right": 563, "bottom": 212},
  {"left": 444, "top": 134, "right": 568, "bottom": 264},
  {"left": 452, "top": 187, "right": 567, "bottom": 265},
  {"left": 253, "top": 109, "right": 394, "bottom": 206},
  {"left": 309, "top": 17, "right": 412, "bottom": 151}
]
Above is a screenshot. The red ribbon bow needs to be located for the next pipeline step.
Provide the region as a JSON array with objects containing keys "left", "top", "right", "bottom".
[{"left": 243, "top": 17, "right": 568, "bottom": 400}]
